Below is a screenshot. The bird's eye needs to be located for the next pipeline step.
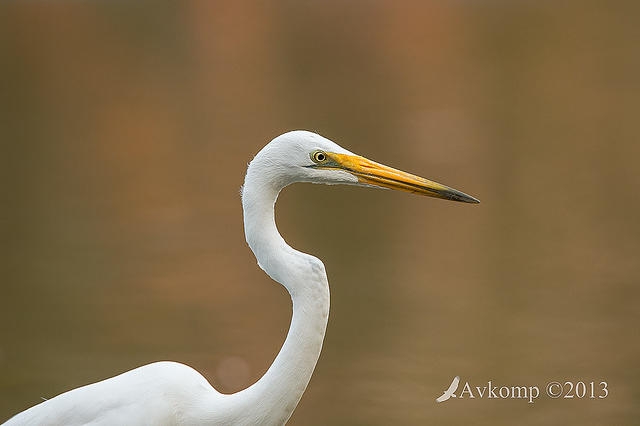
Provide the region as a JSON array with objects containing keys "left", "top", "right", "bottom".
[{"left": 311, "top": 150, "right": 328, "bottom": 163}]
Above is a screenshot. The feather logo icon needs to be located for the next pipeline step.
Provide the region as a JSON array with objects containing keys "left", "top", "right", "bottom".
[{"left": 436, "top": 376, "right": 460, "bottom": 403}]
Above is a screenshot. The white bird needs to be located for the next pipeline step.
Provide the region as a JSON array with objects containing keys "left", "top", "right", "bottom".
[
  {"left": 3, "top": 131, "right": 479, "bottom": 425},
  {"left": 436, "top": 376, "right": 461, "bottom": 402}
]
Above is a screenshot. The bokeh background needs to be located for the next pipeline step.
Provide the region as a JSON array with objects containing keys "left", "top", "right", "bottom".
[{"left": 1, "top": 2, "right": 639, "bottom": 424}]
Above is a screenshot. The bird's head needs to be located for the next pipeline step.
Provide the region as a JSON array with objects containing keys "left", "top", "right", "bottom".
[{"left": 247, "top": 130, "right": 479, "bottom": 204}]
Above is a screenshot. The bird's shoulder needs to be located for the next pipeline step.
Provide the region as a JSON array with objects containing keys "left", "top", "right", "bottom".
[{"left": 3, "top": 362, "right": 219, "bottom": 426}]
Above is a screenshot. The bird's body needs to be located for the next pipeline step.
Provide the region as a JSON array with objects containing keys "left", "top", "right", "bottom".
[
  {"left": 3, "top": 131, "right": 478, "bottom": 425},
  {"left": 6, "top": 362, "right": 217, "bottom": 425}
]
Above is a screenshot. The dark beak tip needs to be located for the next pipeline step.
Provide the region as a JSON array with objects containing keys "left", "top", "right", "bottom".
[{"left": 450, "top": 191, "right": 480, "bottom": 204}]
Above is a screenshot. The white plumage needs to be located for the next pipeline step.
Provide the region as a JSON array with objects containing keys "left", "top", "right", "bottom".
[{"left": 4, "top": 131, "right": 478, "bottom": 425}]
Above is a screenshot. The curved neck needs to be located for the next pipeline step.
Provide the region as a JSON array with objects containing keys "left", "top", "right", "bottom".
[{"left": 224, "top": 172, "right": 330, "bottom": 424}]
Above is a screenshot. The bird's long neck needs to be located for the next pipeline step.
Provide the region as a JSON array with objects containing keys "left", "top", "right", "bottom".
[{"left": 225, "top": 174, "right": 330, "bottom": 424}]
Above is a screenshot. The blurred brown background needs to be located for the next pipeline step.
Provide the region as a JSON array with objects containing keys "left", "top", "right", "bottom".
[{"left": 1, "top": 1, "right": 639, "bottom": 425}]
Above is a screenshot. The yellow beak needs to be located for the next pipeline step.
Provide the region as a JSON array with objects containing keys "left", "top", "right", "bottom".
[{"left": 323, "top": 152, "right": 479, "bottom": 204}]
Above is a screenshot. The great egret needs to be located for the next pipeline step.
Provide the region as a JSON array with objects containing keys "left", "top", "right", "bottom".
[{"left": 3, "top": 131, "right": 479, "bottom": 425}]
